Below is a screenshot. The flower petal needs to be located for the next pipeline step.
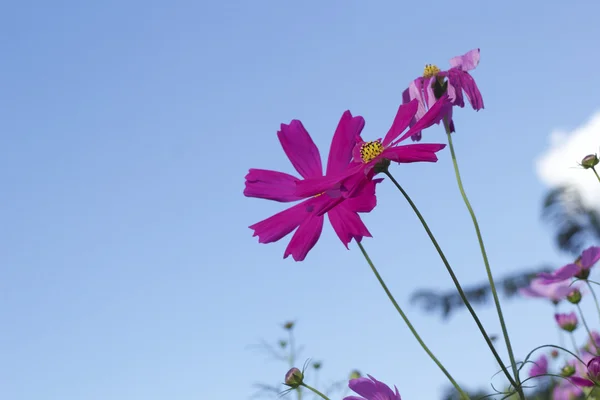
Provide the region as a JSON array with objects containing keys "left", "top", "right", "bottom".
[
  {"left": 244, "top": 169, "right": 304, "bottom": 202},
  {"left": 283, "top": 212, "right": 324, "bottom": 261},
  {"left": 327, "top": 111, "right": 365, "bottom": 176},
  {"left": 538, "top": 263, "right": 581, "bottom": 283},
  {"left": 382, "top": 99, "right": 418, "bottom": 147},
  {"left": 328, "top": 204, "right": 372, "bottom": 248},
  {"left": 294, "top": 164, "right": 363, "bottom": 198},
  {"left": 249, "top": 199, "right": 314, "bottom": 244},
  {"left": 570, "top": 376, "right": 595, "bottom": 387},
  {"left": 394, "top": 95, "right": 451, "bottom": 144},
  {"left": 344, "top": 178, "right": 383, "bottom": 213},
  {"left": 449, "top": 48, "right": 480, "bottom": 71},
  {"left": 278, "top": 120, "right": 323, "bottom": 179},
  {"left": 382, "top": 143, "right": 446, "bottom": 164},
  {"left": 581, "top": 246, "right": 600, "bottom": 268}
]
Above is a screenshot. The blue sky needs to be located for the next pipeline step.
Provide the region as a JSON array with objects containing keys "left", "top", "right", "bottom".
[{"left": 2, "top": 0, "right": 600, "bottom": 399}]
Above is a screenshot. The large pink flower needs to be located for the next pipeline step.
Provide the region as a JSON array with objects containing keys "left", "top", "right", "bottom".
[
  {"left": 402, "top": 48, "right": 484, "bottom": 141},
  {"left": 294, "top": 97, "right": 450, "bottom": 201},
  {"left": 245, "top": 111, "right": 380, "bottom": 261},
  {"left": 538, "top": 246, "right": 600, "bottom": 284}
]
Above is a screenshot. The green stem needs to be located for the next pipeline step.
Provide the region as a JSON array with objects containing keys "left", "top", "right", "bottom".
[
  {"left": 592, "top": 167, "right": 600, "bottom": 183},
  {"left": 383, "top": 170, "right": 518, "bottom": 390},
  {"left": 586, "top": 281, "right": 600, "bottom": 323},
  {"left": 445, "top": 127, "right": 523, "bottom": 400},
  {"left": 356, "top": 241, "right": 470, "bottom": 399},
  {"left": 288, "top": 331, "right": 302, "bottom": 400},
  {"left": 576, "top": 303, "right": 599, "bottom": 354},
  {"left": 300, "top": 383, "right": 330, "bottom": 400}
]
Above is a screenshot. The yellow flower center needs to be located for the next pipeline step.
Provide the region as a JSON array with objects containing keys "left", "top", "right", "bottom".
[
  {"left": 423, "top": 64, "right": 440, "bottom": 78},
  {"left": 360, "top": 140, "right": 384, "bottom": 163}
]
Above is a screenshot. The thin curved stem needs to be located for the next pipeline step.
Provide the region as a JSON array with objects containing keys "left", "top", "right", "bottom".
[
  {"left": 576, "top": 303, "right": 599, "bottom": 354},
  {"left": 300, "top": 383, "right": 330, "bottom": 400},
  {"left": 356, "top": 241, "right": 470, "bottom": 399},
  {"left": 445, "top": 128, "right": 523, "bottom": 400},
  {"left": 586, "top": 281, "right": 600, "bottom": 323},
  {"left": 592, "top": 167, "right": 600, "bottom": 183},
  {"left": 383, "top": 170, "right": 518, "bottom": 390}
]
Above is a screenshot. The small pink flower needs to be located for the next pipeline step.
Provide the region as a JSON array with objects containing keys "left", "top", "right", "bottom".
[
  {"left": 555, "top": 312, "right": 578, "bottom": 332},
  {"left": 519, "top": 278, "right": 576, "bottom": 303},
  {"left": 343, "top": 375, "right": 401, "bottom": 400},
  {"left": 528, "top": 354, "right": 548, "bottom": 378},
  {"left": 539, "top": 246, "right": 600, "bottom": 284}
]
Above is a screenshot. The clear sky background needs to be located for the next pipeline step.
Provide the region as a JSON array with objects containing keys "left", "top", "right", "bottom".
[{"left": 2, "top": 1, "right": 600, "bottom": 399}]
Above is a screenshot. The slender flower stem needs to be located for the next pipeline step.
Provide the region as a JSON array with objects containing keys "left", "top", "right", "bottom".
[
  {"left": 383, "top": 170, "right": 518, "bottom": 390},
  {"left": 356, "top": 241, "right": 470, "bottom": 399},
  {"left": 592, "top": 167, "right": 600, "bottom": 183},
  {"left": 445, "top": 126, "right": 523, "bottom": 400},
  {"left": 586, "top": 281, "right": 600, "bottom": 323},
  {"left": 576, "top": 303, "right": 599, "bottom": 353},
  {"left": 300, "top": 383, "right": 330, "bottom": 400},
  {"left": 570, "top": 332, "right": 580, "bottom": 355},
  {"left": 288, "top": 330, "right": 302, "bottom": 400}
]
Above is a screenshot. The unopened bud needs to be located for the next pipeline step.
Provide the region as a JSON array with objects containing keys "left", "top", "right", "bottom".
[
  {"left": 284, "top": 368, "right": 304, "bottom": 388},
  {"left": 283, "top": 321, "right": 295, "bottom": 330},
  {"left": 581, "top": 154, "right": 599, "bottom": 169},
  {"left": 567, "top": 288, "right": 582, "bottom": 304},
  {"left": 312, "top": 361, "right": 322, "bottom": 370},
  {"left": 561, "top": 364, "right": 576, "bottom": 377},
  {"left": 551, "top": 350, "right": 559, "bottom": 359},
  {"left": 279, "top": 340, "right": 287, "bottom": 349},
  {"left": 349, "top": 370, "right": 362, "bottom": 380}
]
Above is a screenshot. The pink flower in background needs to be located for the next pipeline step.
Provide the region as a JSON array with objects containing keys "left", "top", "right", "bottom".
[
  {"left": 555, "top": 312, "right": 578, "bottom": 332},
  {"left": 528, "top": 354, "right": 548, "bottom": 378},
  {"left": 245, "top": 111, "right": 380, "bottom": 261},
  {"left": 343, "top": 375, "right": 401, "bottom": 400},
  {"left": 569, "top": 355, "right": 600, "bottom": 387},
  {"left": 295, "top": 97, "right": 450, "bottom": 201},
  {"left": 519, "top": 277, "right": 578, "bottom": 303},
  {"left": 552, "top": 381, "right": 583, "bottom": 399},
  {"left": 539, "top": 246, "right": 600, "bottom": 284},
  {"left": 402, "top": 48, "right": 484, "bottom": 141}
]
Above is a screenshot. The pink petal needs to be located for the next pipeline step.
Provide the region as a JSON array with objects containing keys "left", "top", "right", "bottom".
[
  {"left": 283, "top": 212, "right": 324, "bottom": 261},
  {"left": 244, "top": 169, "right": 304, "bottom": 202},
  {"left": 249, "top": 199, "right": 313, "bottom": 244},
  {"left": 326, "top": 111, "right": 365, "bottom": 176},
  {"left": 278, "top": 120, "right": 323, "bottom": 179},
  {"left": 344, "top": 178, "right": 382, "bottom": 213},
  {"left": 382, "top": 100, "right": 418, "bottom": 147},
  {"left": 382, "top": 144, "right": 446, "bottom": 164},
  {"left": 449, "top": 48, "right": 480, "bottom": 71},
  {"left": 294, "top": 164, "right": 363, "bottom": 198},
  {"left": 570, "top": 376, "right": 595, "bottom": 387},
  {"left": 394, "top": 95, "right": 452, "bottom": 144},
  {"left": 538, "top": 263, "right": 580, "bottom": 283},
  {"left": 328, "top": 204, "right": 372, "bottom": 248},
  {"left": 581, "top": 246, "right": 600, "bottom": 268}
]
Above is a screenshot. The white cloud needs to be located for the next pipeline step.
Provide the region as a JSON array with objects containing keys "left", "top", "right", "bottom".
[{"left": 535, "top": 111, "right": 600, "bottom": 210}]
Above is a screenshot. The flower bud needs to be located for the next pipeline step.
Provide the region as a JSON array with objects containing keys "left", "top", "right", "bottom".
[
  {"left": 588, "top": 357, "right": 600, "bottom": 383},
  {"left": 551, "top": 350, "right": 559, "bottom": 359},
  {"left": 279, "top": 340, "right": 287, "bottom": 349},
  {"left": 312, "top": 361, "right": 322, "bottom": 370},
  {"left": 555, "top": 312, "right": 578, "bottom": 332},
  {"left": 283, "top": 321, "right": 295, "bottom": 330},
  {"left": 349, "top": 370, "right": 362, "bottom": 380},
  {"left": 561, "top": 364, "right": 576, "bottom": 377},
  {"left": 567, "top": 289, "right": 582, "bottom": 304},
  {"left": 284, "top": 368, "right": 304, "bottom": 388},
  {"left": 581, "top": 154, "right": 599, "bottom": 169}
]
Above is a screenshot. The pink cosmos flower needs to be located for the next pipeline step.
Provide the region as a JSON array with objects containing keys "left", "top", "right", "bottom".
[
  {"left": 519, "top": 278, "right": 578, "bottom": 303},
  {"left": 555, "top": 312, "right": 578, "bottom": 332},
  {"left": 402, "top": 48, "right": 484, "bottom": 141},
  {"left": 569, "top": 355, "right": 600, "bottom": 387},
  {"left": 552, "top": 381, "right": 583, "bottom": 399},
  {"left": 245, "top": 111, "right": 381, "bottom": 261},
  {"left": 528, "top": 354, "right": 548, "bottom": 378},
  {"left": 343, "top": 375, "right": 401, "bottom": 400},
  {"left": 539, "top": 246, "right": 600, "bottom": 284},
  {"left": 294, "top": 97, "right": 450, "bottom": 201}
]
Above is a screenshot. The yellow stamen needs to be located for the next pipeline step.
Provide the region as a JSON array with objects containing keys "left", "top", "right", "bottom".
[
  {"left": 360, "top": 140, "right": 384, "bottom": 163},
  {"left": 313, "top": 192, "right": 324, "bottom": 198},
  {"left": 423, "top": 64, "right": 440, "bottom": 78}
]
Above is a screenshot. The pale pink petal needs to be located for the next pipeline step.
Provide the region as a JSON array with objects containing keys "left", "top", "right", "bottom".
[
  {"left": 283, "top": 212, "right": 324, "bottom": 261},
  {"left": 538, "top": 263, "right": 581, "bottom": 283},
  {"left": 449, "top": 48, "right": 480, "bottom": 71},
  {"left": 327, "top": 111, "right": 365, "bottom": 175},
  {"left": 278, "top": 120, "right": 323, "bottom": 179},
  {"left": 581, "top": 246, "right": 600, "bottom": 268},
  {"left": 244, "top": 169, "right": 303, "bottom": 202}
]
